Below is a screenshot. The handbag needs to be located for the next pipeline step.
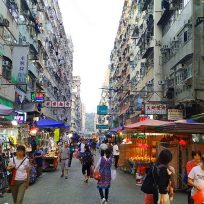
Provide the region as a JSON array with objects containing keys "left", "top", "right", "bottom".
[
  {"left": 10, "top": 157, "right": 27, "bottom": 186},
  {"left": 93, "top": 170, "right": 102, "bottom": 181},
  {"left": 93, "top": 158, "right": 107, "bottom": 181}
]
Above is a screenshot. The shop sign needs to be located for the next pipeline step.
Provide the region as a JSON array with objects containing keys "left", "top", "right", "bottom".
[
  {"left": 145, "top": 104, "right": 167, "bottom": 115},
  {"left": 168, "top": 109, "right": 183, "bottom": 121},
  {"left": 44, "top": 101, "right": 71, "bottom": 108},
  {"left": 97, "top": 105, "right": 108, "bottom": 115},
  {"left": 96, "top": 124, "right": 109, "bottom": 129},
  {"left": 12, "top": 47, "right": 28, "bottom": 91},
  {"left": 139, "top": 115, "right": 150, "bottom": 121},
  {"left": 14, "top": 112, "right": 27, "bottom": 124},
  {"left": 31, "top": 92, "right": 44, "bottom": 102}
]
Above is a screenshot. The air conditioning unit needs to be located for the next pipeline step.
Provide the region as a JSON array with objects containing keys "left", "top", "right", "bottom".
[
  {"left": 176, "top": 63, "right": 184, "bottom": 71},
  {"left": 22, "top": 36, "right": 26, "bottom": 42},
  {"left": 169, "top": 3, "right": 177, "bottom": 10},
  {"left": 3, "top": 19, "right": 9, "bottom": 27},
  {"left": 172, "top": 36, "right": 178, "bottom": 42},
  {"left": 0, "top": 18, "right": 9, "bottom": 27},
  {"left": 158, "top": 80, "right": 165, "bottom": 85},
  {"left": 2, "top": 61, "right": 10, "bottom": 66},
  {"left": 147, "top": 80, "right": 153, "bottom": 85},
  {"left": 163, "top": 45, "right": 170, "bottom": 49}
]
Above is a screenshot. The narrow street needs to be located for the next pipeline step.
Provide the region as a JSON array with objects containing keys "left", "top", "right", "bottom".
[{"left": 2, "top": 157, "right": 186, "bottom": 204}]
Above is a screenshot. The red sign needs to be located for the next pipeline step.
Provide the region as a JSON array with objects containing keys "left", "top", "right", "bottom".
[
  {"left": 58, "top": 101, "right": 64, "bottom": 107},
  {"left": 44, "top": 101, "right": 71, "bottom": 108},
  {"left": 52, "top": 101, "right": 58, "bottom": 107},
  {"left": 65, "top": 101, "right": 71, "bottom": 108},
  {"left": 45, "top": 101, "right": 51, "bottom": 107}
]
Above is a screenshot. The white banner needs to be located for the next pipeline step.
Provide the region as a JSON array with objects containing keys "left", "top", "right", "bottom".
[
  {"left": 145, "top": 104, "right": 167, "bottom": 115},
  {"left": 168, "top": 109, "right": 183, "bottom": 121},
  {"left": 12, "top": 47, "right": 28, "bottom": 91}
]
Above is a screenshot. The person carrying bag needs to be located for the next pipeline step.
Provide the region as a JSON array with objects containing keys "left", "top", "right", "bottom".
[{"left": 7, "top": 145, "right": 30, "bottom": 204}]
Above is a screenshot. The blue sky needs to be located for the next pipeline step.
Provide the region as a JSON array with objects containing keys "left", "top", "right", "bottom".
[{"left": 59, "top": 0, "right": 124, "bottom": 113}]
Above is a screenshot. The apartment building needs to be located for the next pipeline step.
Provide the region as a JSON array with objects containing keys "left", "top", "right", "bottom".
[
  {"left": 98, "top": 69, "right": 110, "bottom": 130},
  {"left": 0, "top": 0, "right": 73, "bottom": 124},
  {"left": 109, "top": 0, "right": 204, "bottom": 128},
  {"left": 71, "top": 76, "right": 82, "bottom": 132}
]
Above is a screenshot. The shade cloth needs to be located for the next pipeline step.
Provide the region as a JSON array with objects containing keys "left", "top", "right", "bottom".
[
  {"left": 0, "top": 104, "right": 14, "bottom": 116},
  {"left": 36, "top": 119, "right": 65, "bottom": 128}
]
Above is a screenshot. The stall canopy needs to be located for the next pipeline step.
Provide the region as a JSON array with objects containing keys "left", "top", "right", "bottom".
[
  {"left": 124, "top": 119, "right": 172, "bottom": 129},
  {"left": 110, "top": 126, "right": 124, "bottom": 133},
  {"left": 36, "top": 119, "right": 65, "bottom": 128},
  {"left": 0, "top": 104, "right": 15, "bottom": 116},
  {"left": 158, "top": 120, "right": 204, "bottom": 133}
]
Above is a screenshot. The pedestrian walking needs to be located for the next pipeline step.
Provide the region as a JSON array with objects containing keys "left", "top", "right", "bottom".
[
  {"left": 185, "top": 151, "right": 202, "bottom": 204},
  {"left": 7, "top": 145, "right": 30, "bottom": 204},
  {"left": 95, "top": 149, "right": 112, "bottom": 204},
  {"left": 34, "top": 145, "right": 44, "bottom": 177},
  {"left": 81, "top": 145, "right": 93, "bottom": 183},
  {"left": 142, "top": 149, "right": 174, "bottom": 204},
  {"left": 0, "top": 144, "right": 7, "bottom": 197},
  {"left": 188, "top": 155, "right": 204, "bottom": 204},
  {"left": 59, "top": 142, "right": 70, "bottom": 179},
  {"left": 113, "top": 143, "right": 119, "bottom": 169},
  {"left": 69, "top": 142, "right": 75, "bottom": 167}
]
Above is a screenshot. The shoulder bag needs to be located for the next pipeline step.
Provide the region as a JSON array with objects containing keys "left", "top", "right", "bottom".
[{"left": 10, "top": 157, "right": 27, "bottom": 186}]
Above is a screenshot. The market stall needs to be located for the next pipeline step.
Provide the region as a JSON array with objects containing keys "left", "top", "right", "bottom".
[{"left": 117, "top": 119, "right": 204, "bottom": 189}]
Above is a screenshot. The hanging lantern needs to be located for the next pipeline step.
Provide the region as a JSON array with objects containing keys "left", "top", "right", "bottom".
[
  {"left": 179, "top": 139, "right": 187, "bottom": 147},
  {"left": 30, "top": 127, "right": 38, "bottom": 136}
]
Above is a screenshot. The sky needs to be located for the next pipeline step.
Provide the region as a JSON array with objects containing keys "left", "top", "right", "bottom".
[{"left": 58, "top": 0, "right": 124, "bottom": 113}]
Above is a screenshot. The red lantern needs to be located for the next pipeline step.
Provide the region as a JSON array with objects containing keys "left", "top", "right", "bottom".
[
  {"left": 30, "top": 128, "right": 38, "bottom": 136},
  {"left": 179, "top": 139, "right": 187, "bottom": 147}
]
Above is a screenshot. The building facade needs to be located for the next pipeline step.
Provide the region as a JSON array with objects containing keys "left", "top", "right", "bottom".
[
  {"left": 71, "top": 76, "right": 82, "bottom": 132},
  {"left": 109, "top": 0, "right": 204, "bottom": 128},
  {"left": 0, "top": 0, "right": 73, "bottom": 125}
]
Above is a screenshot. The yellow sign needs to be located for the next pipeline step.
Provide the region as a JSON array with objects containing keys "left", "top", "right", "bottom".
[{"left": 54, "top": 129, "right": 60, "bottom": 142}]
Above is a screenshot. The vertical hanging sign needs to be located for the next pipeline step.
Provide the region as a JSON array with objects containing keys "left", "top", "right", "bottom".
[{"left": 12, "top": 47, "right": 28, "bottom": 91}]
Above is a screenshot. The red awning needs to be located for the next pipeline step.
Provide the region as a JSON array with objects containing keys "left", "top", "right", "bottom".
[{"left": 125, "top": 119, "right": 172, "bottom": 129}]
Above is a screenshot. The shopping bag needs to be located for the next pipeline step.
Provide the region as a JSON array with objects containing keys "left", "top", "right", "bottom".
[
  {"left": 93, "top": 170, "right": 102, "bottom": 181},
  {"left": 111, "top": 169, "right": 117, "bottom": 181},
  {"left": 90, "top": 165, "right": 95, "bottom": 178},
  {"left": 73, "top": 151, "right": 79, "bottom": 159}
]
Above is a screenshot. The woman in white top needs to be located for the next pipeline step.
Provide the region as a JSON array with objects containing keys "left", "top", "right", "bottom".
[{"left": 8, "top": 145, "right": 30, "bottom": 204}]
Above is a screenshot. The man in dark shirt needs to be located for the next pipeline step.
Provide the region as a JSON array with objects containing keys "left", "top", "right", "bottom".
[{"left": 34, "top": 145, "right": 44, "bottom": 177}]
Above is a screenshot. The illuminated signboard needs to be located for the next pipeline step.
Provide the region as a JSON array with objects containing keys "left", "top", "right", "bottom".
[
  {"left": 31, "top": 93, "right": 44, "bottom": 102},
  {"left": 14, "top": 112, "right": 27, "bottom": 124}
]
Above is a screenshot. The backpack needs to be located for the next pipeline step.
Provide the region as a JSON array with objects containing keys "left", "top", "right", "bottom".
[{"left": 141, "top": 164, "right": 166, "bottom": 194}]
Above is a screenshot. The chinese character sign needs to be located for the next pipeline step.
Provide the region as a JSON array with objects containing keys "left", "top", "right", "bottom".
[
  {"left": 145, "top": 104, "right": 167, "bottom": 115},
  {"left": 12, "top": 47, "right": 28, "bottom": 91},
  {"left": 44, "top": 101, "right": 71, "bottom": 108}
]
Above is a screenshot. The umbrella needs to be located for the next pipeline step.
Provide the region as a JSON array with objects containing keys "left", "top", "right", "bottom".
[{"left": 36, "top": 119, "right": 65, "bottom": 128}]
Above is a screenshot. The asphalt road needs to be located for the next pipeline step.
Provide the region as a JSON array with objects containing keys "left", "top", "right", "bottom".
[{"left": 2, "top": 156, "right": 187, "bottom": 204}]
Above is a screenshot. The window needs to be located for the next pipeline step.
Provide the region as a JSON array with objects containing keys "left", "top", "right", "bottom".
[
  {"left": 27, "top": 73, "right": 35, "bottom": 90},
  {"left": 2, "top": 58, "right": 12, "bottom": 80},
  {"left": 184, "top": 31, "right": 188, "bottom": 42}
]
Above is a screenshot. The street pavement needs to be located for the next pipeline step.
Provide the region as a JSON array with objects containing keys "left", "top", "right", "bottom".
[{"left": 2, "top": 156, "right": 187, "bottom": 204}]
